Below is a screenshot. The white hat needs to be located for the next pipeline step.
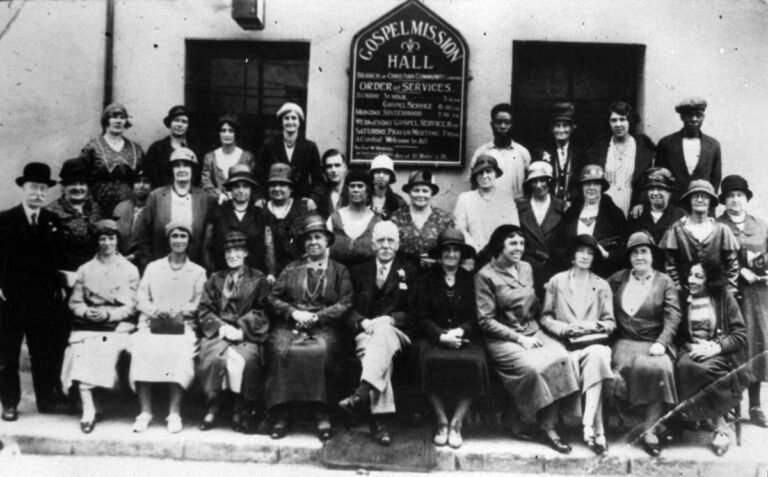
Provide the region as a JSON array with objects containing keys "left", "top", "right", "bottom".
[
  {"left": 276, "top": 102, "right": 305, "bottom": 122},
  {"left": 369, "top": 155, "right": 396, "bottom": 183}
]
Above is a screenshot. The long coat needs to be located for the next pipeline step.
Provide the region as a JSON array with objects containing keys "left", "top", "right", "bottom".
[
  {"left": 144, "top": 136, "right": 204, "bottom": 187},
  {"left": 584, "top": 134, "right": 656, "bottom": 209},
  {"left": 255, "top": 136, "right": 323, "bottom": 199},
  {"left": 655, "top": 130, "right": 722, "bottom": 195},
  {"left": 536, "top": 139, "right": 586, "bottom": 202},
  {"left": 136, "top": 185, "right": 217, "bottom": 270},
  {"left": 516, "top": 195, "right": 567, "bottom": 297}
]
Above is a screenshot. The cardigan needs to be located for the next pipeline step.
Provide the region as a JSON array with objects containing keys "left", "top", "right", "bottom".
[{"left": 200, "top": 148, "right": 256, "bottom": 199}]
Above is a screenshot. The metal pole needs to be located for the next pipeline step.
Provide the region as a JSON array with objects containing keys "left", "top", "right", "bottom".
[{"left": 103, "top": 0, "right": 115, "bottom": 106}]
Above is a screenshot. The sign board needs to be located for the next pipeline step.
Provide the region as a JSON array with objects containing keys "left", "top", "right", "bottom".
[{"left": 348, "top": 0, "right": 468, "bottom": 168}]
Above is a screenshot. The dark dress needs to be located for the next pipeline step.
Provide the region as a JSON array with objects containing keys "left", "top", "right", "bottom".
[
  {"left": 675, "top": 290, "right": 751, "bottom": 421},
  {"left": 628, "top": 205, "right": 686, "bottom": 270},
  {"left": 263, "top": 199, "right": 310, "bottom": 275},
  {"left": 45, "top": 197, "right": 104, "bottom": 272},
  {"left": 327, "top": 209, "right": 380, "bottom": 268},
  {"left": 144, "top": 136, "right": 204, "bottom": 187},
  {"left": 266, "top": 257, "right": 352, "bottom": 408},
  {"left": 255, "top": 137, "right": 323, "bottom": 200},
  {"left": 414, "top": 267, "right": 489, "bottom": 398},
  {"left": 80, "top": 136, "right": 144, "bottom": 214},
  {"left": 207, "top": 202, "right": 272, "bottom": 273}
]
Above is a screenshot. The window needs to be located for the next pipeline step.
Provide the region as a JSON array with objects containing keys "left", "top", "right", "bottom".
[
  {"left": 512, "top": 41, "right": 645, "bottom": 152},
  {"left": 186, "top": 40, "right": 310, "bottom": 154}
]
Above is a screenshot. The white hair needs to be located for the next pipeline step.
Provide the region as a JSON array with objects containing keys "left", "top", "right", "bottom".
[{"left": 372, "top": 221, "right": 399, "bottom": 242}]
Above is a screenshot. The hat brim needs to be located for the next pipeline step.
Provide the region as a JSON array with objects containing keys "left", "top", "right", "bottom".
[
  {"left": 267, "top": 179, "right": 294, "bottom": 186},
  {"left": 224, "top": 177, "right": 259, "bottom": 189},
  {"left": 300, "top": 228, "right": 335, "bottom": 247},
  {"left": 371, "top": 168, "right": 396, "bottom": 184},
  {"left": 60, "top": 176, "right": 92, "bottom": 185},
  {"left": 679, "top": 189, "right": 718, "bottom": 205},
  {"left": 718, "top": 188, "right": 753, "bottom": 204},
  {"left": 579, "top": 178, "right": 610, "bottom": 192},
  {"left": 428, "top": 240, "right": 476, "bottom": 260},
  {"left": 524, "top": 173, "right": 553, "bottom": 184},
  {"left": 642, "top": 181, "right": 674, "bottom": 191},
  {"left": 16, "top": 177, "right": 56, "bottom": 187},
  {"left": 402, "top": 182, "right": 439, "bottom": 195},
  {"left": 551, "top": 116, "right": 576, "bottom": 123},
  {"left": 471, "top": 165, "right": 504, "bottom": 179}
]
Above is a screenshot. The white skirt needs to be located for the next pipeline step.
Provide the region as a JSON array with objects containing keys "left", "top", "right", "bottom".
[
  {"left": 129, "top": 325, "right": 198, "bottom": 389},
  {"left": 61, "top": 330, "right": 131, "bottom": 393}
]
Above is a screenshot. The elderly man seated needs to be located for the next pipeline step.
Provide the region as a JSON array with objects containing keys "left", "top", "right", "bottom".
[{"left": 338, "top": 221, "right": 415, "bottom": 446}]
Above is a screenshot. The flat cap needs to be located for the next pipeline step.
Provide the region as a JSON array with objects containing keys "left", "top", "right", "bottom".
[{"left": 675, "top": 97, "right": 707, "bottom": 113}]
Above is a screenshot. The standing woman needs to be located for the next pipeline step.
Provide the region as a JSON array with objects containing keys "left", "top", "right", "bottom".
[
  {"left": 584, "top": 101, "right": 655, "bottom": 218},
  {"left": 475, "top": 225, "right": 580, "bottom": 454},
  {"left": 266, "top": 215, "right": 352, "bottom": 441},
  {"left": 415, "top": 229, "right": 488, "bottom": 449},
  {"left": 80, "top": 103, "right": 145, "bottom": 214},
  {"left": 676, "top": 259, "right": 750, "bottom": 456},
  {"left": 201, "top": 115, "right": 256, "bottom": 204},
  {"left": 658, "top": 179, "right": 739, "bottom": 295},
  {"left": 717, "top": 175, "right": 768, "bottom": 427},
  {"left": 263, "top": 163, "right": 310, "bottom": 275},
  {"left": 607, "top": 231, "right": 681, "bottom": 456},
  {"left": 540, "top": 234, "right": 615, "bottom": 456},
  {"left": 256, "top": 102, "right": 323, "bottom": 202},
  {"left": 130, "top": 221, "right": 207, "bottom": 434},
  {"left": 369, "top": 155, "right": 407, "bottom": 220},
  {"left": 327, "top": 170, "right": 380, "bottom": 268},
  {"left": 62, "top": 220, "right": 139, "bottom": 433},
  {"left": 391, "top": 171, "right": 454, "bottom": 269}
]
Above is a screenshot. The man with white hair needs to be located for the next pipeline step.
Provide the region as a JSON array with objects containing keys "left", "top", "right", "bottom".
[{"left": 338, "top": 221, "right": 415, "bottom": 446}]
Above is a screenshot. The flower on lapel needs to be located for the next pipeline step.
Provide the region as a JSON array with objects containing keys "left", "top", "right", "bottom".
[{"left": 397, "top": 268, "right": 407, "bottom": 290}]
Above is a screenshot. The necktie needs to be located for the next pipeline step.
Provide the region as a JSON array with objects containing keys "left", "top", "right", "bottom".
[
  {"left": 30, "top": 212, "right": 38, "bottom": 226},
  {"left": 376, "top": 265, "right": 387, "bottom": 289}
]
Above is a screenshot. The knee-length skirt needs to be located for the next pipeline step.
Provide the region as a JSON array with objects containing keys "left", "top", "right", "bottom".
[
  {"left": 612, "top": 338, "right": 677, "bottom": 409},
  {"left": 129, "top": 325, "right": 198, "bottom": 389},
  {"left": 676, "top": 350, "right": 750, "bottom": 421},
  {"left": 61, "top": 330, "right": 130, "bottom": 392},
  {"left": 417, "top": 339, "right": 490, "bottom": 398}
]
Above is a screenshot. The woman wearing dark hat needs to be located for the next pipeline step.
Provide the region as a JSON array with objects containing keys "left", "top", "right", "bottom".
[
  {"left": 206, "top": 164, "right": 274, "bottom": 278},
  {"left": 555, "top": 164, "right": 627, "bottom": 277},
  {"left": 475, "top": 225, "right": 579, "bottom": 454},
  {"left": 263, "top": 163, "right": 310, "bottom": 275},
  {"left": 717, "top": 175, "right": 768, "bottom": 426},
  {"left": 62, "top": 219, "right": 139, "bottom": 433},
  {"left": 658, "top": 179, "right": 739, "bottom": 295},
  {"left": 144, "top": 105, "right": 203, "bottom": 188},
  {"left": 540, "top": 234, "right": 615, "bottom": 456},
  {"left": 130, "top": 220, "right": 207, "bottom": 434},
  {"left": 607, "top": 231, "right": 681, "bottom": 457},
  {"left": 584, "top": 101, "right": 656, "bottom": 218},
  {"left": 327, "top": 169, "right": 380, "bottom": 267},
  {"left": 515, "top": 161, "right": 567, "bottom": 297},
  {"left": 391, "top": 170, "right": 454, "bottom": 269},
  {"left": 369, "top": 154, "right": 407, "bottom": 220},
  {"left": 256, "top": 102, "right": 323, "bottom": 201},
  {"left": 80, "top": 102, "right": 145, "bottom": 214},
  {"left": 113, "top": 166, "right": 152, "bottom": 264},
  {"left": 201, "top": 114, "right": 256, "bottom": 204},
  {"left": 196, "top": 231, "right": 271, "bottom": 434},
  {"left": 675, "top": 258, "right": 750, "bottom": 456},
  {"left": 414, "top": 229, "right": 488, "bottom": 449},
  {"left": 266, "top": 214, "right": 352, "bottom": 441}
]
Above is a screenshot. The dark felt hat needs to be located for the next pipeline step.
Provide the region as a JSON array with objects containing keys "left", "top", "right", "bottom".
[
  {"left": 59, "top": 158, "right": 91, "bottom": 185},
  {"left": 345, "top": 168, "right": 372, "bottom": 189},
  {"left": 16, "top": 162, "right": 56, "bottom": 187},
  {"left": 718, "top": 175, "right": 753, "bottom": 204},
  {"left": 267, "top": 163, "right": 293, "bottom": 185},
  {"left": 641, "top": 167, "right": 676, "bottom": 191},
  {"left": 551, "top": 102, "right": 576, "bottom": 123},
  {"left": 223, "top": 164, "right": 258, "bottom": 189},
  {"left": 428, "top": 228, "right": 475, "bottom": 260},
  {"left": 571, "top": 234, "right": 602, "bottom": 260},
  {"left": 223, "top": 231, "right": 249, "bottom": 251},
  {"left": 163, "top": 105, "right": 191, "bottom": 128},
  {"left": 471, "top": 155, "right": 503, "bottom": 178},
  {"left": 626, "top": 230, "right": 656, "bottom": 256},
  {"left": 402, "top": 170, "right": 439, "bottom": 195},
  {"left": 299, "top": 214, "right": 334, "bottom": 246}
]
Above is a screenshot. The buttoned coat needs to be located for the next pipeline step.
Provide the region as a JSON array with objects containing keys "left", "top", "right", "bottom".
[
  {"left": 255, "top": 136, "right": 323, "bottom": 199},
  {"left": 540, "top": 269, "right": 616, "bottom": 338},
  {"left": 516, "top": 195, "right": 567, "bottom": 296},
  {"left": 655, "top": 130, "right": 722, "bottom": 194}
]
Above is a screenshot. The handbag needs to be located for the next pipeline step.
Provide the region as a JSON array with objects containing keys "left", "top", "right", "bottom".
[
  {"left": 149, "top": 312, "right": 185, "bottom": 335},
  {"left": 565, "top": 331, "right": 609, "bottom": 350}
]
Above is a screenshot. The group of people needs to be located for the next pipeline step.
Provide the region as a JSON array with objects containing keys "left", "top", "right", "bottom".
[{"left": 0, "top": 97, "right": 765, "bottom": 461}]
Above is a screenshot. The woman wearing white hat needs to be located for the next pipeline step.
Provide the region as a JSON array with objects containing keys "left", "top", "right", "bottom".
[{"left": 368, "top": 155, "right": 407, "bottom": 220}]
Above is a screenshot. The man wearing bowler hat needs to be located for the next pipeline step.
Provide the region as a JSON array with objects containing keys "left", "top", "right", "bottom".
[
  {"left": 655, "top": 97, "right": 721, "bottom": 197},
  {"left": 0, "top": 162, "right": 68, "bottom": 421},
  {"left": 144, "top": 105, "right": 202, "bottom": 188}
]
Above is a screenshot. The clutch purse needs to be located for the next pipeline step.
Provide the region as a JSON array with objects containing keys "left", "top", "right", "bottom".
[
  {"left": 565, "top": 331, "right": 609, "bottom": 350},
  {"left": 149, "top": 313, "right": 185, "bottom": 335}
]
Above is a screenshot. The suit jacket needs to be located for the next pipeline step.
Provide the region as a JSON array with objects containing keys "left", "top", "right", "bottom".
[
  {"left": 655, "top": 130, "right": 721, "bottom": 194},
  {"left": 536, "top": 140, "right": 586, "bottom": 202},
  {"left": 516, "top": 195, "right": 567, "bottom": 295},
  {"left": 255, "top": 136, "right": 323, "bottom": 199},
  {"left": 349, "top": 257, "right": 415, "bottom": 333},
  {"left": 144, "top": 135, "right": 204, "bottom": 187},
  {"left": 584, "top": 134, "right": 656, "bottom": 208},
  {"left": 136, "top": 185, "right": 217, "bottom": 270},
  {"left": 607, "top": 269, "right": 681, "bottom": 353},
  {"left": 413, "top": 266, "right": 477, "bottom": 344},
  {"left": 540, "top": 269, "right": 616, "bottom": 338},
  {"left": 113, "top": 199, "right": 143, "bottom": 259}
]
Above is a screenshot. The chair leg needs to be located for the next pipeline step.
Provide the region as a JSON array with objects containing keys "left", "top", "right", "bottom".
[{"left": 734, "top": 405, "right": 742, "bottom": 447}]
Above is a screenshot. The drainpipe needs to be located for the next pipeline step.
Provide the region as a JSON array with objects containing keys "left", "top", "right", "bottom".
[{"left": 103, "top": 0, "right": 115, "bottom": 106}]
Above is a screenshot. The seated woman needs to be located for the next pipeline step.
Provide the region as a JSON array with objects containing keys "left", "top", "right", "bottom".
[
  {"left": 607, "top": 231, "right": 681, "bottom": 457},
  {"left": 266, "top": 215, "right": 352, "bottom": 441},
  {"left": 475, "top": 225, "right": 580, "bottom": 455},
  {"left": 62, "top": 220, "right": 139, "bottom": 433},
  {"left": 129, "top": 221, "right": 207, "bottom": 434},
  {"left": 328, "top": 170, "right": 380, "bottom": 267},
  {"left": 415, "top": 228, "right": 488, "bottom": 449},
  {"left": 541, "top": 234, "right": 616, "bottom": 456},
  {"left": 676, "top": 259, "right": 750, "bottom": 456},
  {"left": 197, "top": 231, "right": 271, "bottom": 433}
]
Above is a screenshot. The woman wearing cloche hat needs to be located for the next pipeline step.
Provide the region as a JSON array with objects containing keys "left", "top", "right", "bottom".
[{"left": 716, "top": 174, "right": 768, "bottom": 426}]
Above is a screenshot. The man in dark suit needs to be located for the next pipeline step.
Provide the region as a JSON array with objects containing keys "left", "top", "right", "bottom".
[
  {"left": 338, "top": 221, "right": 415, "bottom": 446},
  {"left": 535, "top": 102, "right": 585, "bottom": 204},
  {"left": 655, "top": 97, "right": 721, "bottom": 198},
  {"left": 0, "top": 163, "right": 68, "bottom": 420},
  {"left": 310, "top": 148, "right": 347, "bottom": 219}
]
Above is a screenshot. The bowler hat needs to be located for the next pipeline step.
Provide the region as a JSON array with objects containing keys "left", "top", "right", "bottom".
[
  {"left": 428, "top": 228, "right": 475, "bottom": 260},
  {"left": 718, "top": 175, "right": 753, "bottom": 204},
  {"left": 94, "top": 219, "right": 119, "bottom": 236},
  {"left": 299, "top": 214, "right": 334, "bottom": 246},
  {"left": 16, "top": 162, "right": 56, "bottom": 187},
  {"left": 223, "top": 231, "right": 249, "bottom": 251},
  {"left": 471, "top": 155, "right": 503, "bottom": 178},
  {"left": 402, "top": 170, "right": 439, "bottom": 195},
  {"left": 267, "top": 163, "right": 293, "bottom": 185},
  {"left": 679, "top": 179, "right": 718, "bottom": 205},
  {"left": 641, "top": 167, "right": 676, "bottom": 191},
  {"left": 551, "top": 102, "right": 576, "bottom": 123},
  {"left": 578, "top": 164, "right": 610, "bottom": 191},
  {"left": 163, "top": 105, "right": 191, "bottom": 128},
  {"left": 59, "top": 158, "right": 91, "bottom": 185},
  {"left": 626, "top": 230, "right": 656, "bottom": 256},
  {"left": 369, "top": 155, "right": 396, "bottom": 183},
  {"left": 675, "top": 97, "right": 707, "bottom": 114},
  {"left": 223, "top": 164, "right": 258, "bottom": 189},
  {"left": 169, "top": 147, "right": 198, "bottom": 166}
]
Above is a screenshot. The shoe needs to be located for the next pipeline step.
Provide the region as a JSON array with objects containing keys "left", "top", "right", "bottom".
[
  {"left": 38, "top": 400, "right": 71, "bottom": 415},
  {"left": 591, "top": 434, "right": 608, "bottom": 457},
  {"left": 434, "top": 424, "right": 449, "bottom": 446},
  {"left": 448, "top": 425, "right": 463, "bottom": 449},
  {"left": 317, "top": 419, "right": 332, "bottom": 442},
  {"left": 132, "top": 412, "right": 152, "bottom": 433},
  {"left": 370, "top": 419, "right": 392, "bottom": 446},
  {"left": 80, "top": 420, "right": 95, "bottom": 434},
  {"left": 270, "top": 419, "right": 287, "bottom": 440},
  {"left": 338, "top": 393, "right": 368, "bottom": 420},
  {"left": 200, "top": 412, "right": 216, "bottom": 431},
  {"left": 167, "top": 414, "right": 183, "bottom": 433},
  {"left": 541, "top": 429, "right": 571, "bottom": 454},
  {"left": 642, "top": 439, "right": 661, "bottom": 457},
  {"left": 711, "top": 430, "right": 730, "bottom": 457},
  {"left": 750, "top": 407, "right": 768, "bottom": 428},
  {"left": 1, "top": 406, "right": 18, "bottom": 422}
]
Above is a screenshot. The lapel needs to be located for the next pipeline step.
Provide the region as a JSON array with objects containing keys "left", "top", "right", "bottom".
[
  {"left": 159, "top": 187, "right": 172, "bottom": 227},
  {"left": 380, "top": 258, "right": 402, "bottom": 296},
  {"left": 565, "top": 271, "right": 599, "bottom": 317},
  {"left": 693, "top": 134, "right": 715, "bottom": 176},
  {"left": 670, "top": 131, "right": 689, "bottom": 180},
  {"left": 236, "top": 268, "right": 261, "bottom": 309},
  {"left": 540, "top": 196, "right": 565, "bottom": 236},
  {"left": 517, "top": 200, "right": 547, "bottom": 248}
]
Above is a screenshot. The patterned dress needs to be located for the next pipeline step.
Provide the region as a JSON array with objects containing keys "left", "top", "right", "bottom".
[
  {"left": 263, "top": 199, "right": 310, "bottom": 275},
  {"left": 390, "top": 206, "right": 454, "bottom": 267},
  {"left": 80, "top": 136, "right": 144, "bottom": 214}
]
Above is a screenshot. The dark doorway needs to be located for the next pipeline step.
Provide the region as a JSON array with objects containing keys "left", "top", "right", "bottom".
[
  {"left": 512, "top": 41, "right": 645, "bottom": 154},
  {"left": 185, "top": 40, "right": 310, "bottom": 155}
]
